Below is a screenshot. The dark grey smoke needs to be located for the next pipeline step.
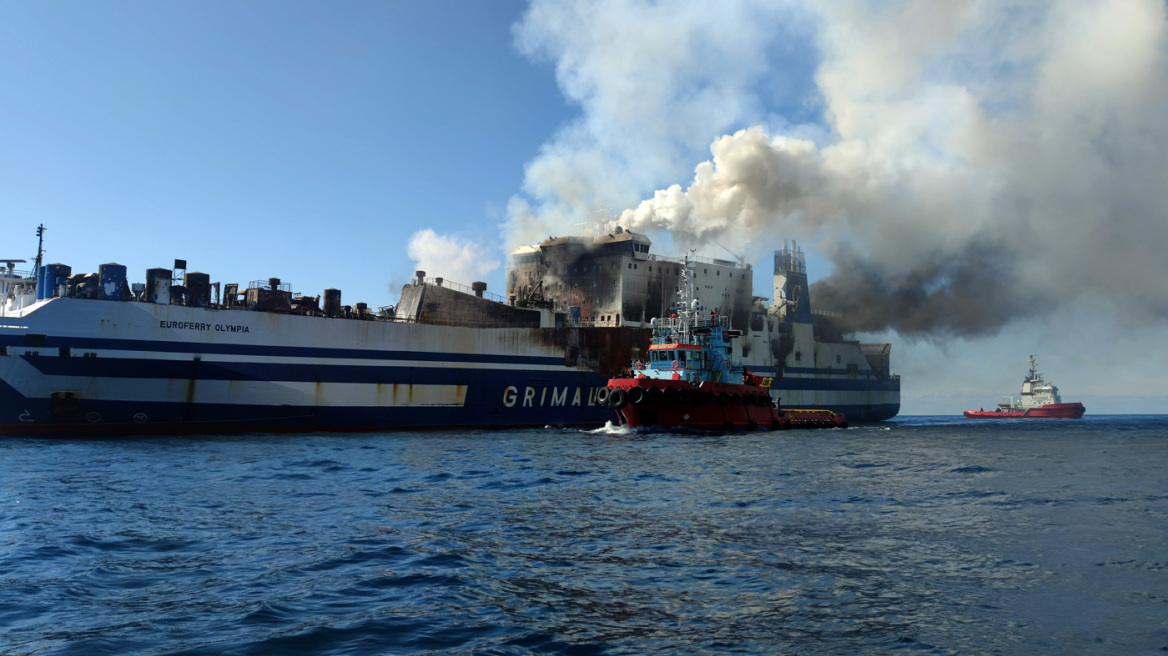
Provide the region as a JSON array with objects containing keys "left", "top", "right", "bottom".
[{"left": 810, "top": 239, "right": 1053, "bottom": 338}]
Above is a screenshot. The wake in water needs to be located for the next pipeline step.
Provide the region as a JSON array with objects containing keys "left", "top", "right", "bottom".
[{"left": 583, "top": 420, "right": 631, "bottom": 436}]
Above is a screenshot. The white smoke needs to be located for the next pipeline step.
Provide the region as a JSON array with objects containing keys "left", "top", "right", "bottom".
[
  {"left": 510, "top": 0, "right": 1168, "bottom": 337},
  {"left": 506, "top": 0, "right": 814, "bottom": 248},
  {"left": 406, "top": 229, "right": 500, "bottom": 288},
  {"left": 614, "top": 127, "right": 829, "bottom": 247}
]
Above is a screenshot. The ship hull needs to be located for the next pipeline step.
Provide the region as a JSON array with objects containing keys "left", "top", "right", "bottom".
[
  {"left": 1, "top": 295, "right": 900, "bottom": 436},
  {"left": 963, "top": 403, "right": 1086, "bottom": 419},
  {"left": 765, "top": 376, "right": 898, "bottom": 421},
  {"left": 604, "top": 379, "right": 786, "bottom": 431},
  {"left": 0, "top": 298, "right": 623, "bottom": 436}
]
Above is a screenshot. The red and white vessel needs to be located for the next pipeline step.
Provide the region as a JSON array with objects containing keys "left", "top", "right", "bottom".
[
  {"left": 596, "top": 254, "right": 845, "bottom": 431},
  {"left": 964, "top": 355, "right": 1085, "bottom": 419}
]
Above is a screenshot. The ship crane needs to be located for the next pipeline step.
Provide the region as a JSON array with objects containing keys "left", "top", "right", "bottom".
[{"left": 715, "top": 241, "right": 747, "bottom": 267}]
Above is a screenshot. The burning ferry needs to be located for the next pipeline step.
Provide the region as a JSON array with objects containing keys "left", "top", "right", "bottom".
[{"left": 1, "top": 227, "right": 898, "bottom": 436}]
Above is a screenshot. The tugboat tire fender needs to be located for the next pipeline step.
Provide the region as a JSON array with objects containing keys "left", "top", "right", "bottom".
[
  {"left": 663, "top": 387, "right": 679, "bottom": 403},
  {"left": 647, "top": 387, "right": 664, "bottom": 402},
  {"left": 595, "top": 387, "right": 610, "bottom": 406},
  {"left": 678, "top": 388, "right": 693, "bottom": 404},
  {"left": 628, "top": 387, "right": 645, "bottom": 405},
  {"left": 609, "top": 388, "right": 628, "bottom": 410}
]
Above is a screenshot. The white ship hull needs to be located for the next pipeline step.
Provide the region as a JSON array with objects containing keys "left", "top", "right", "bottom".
[{"left": 0, "top": 297, "right": 619, "bottom": 435}]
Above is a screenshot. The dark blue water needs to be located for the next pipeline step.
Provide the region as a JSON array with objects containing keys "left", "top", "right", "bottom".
[{"left": 2, "top": 416, "right": 1166, "bottom": 655}]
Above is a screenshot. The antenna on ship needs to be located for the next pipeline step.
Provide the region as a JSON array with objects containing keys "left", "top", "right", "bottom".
[
  {"left": 32, "top": 224, "right": 45, "bottom": 273},
  {"left": 677, "top": 249, "right": 699, "bottom": 345}
]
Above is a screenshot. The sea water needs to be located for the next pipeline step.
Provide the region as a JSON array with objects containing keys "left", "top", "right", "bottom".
[{"left": 2, "top": 416, "right": 1166, "bottom": 655}]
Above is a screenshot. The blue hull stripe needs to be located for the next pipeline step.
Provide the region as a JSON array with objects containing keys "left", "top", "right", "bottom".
[
  {"left": 22, "top": 355, "right": 901, "bottom": 394},
  {"left": 0, "top": 334, "right": 564, "bottom": 367},
  {"left": 0, "top": 376, "right": 898, "bottom": 434},
  {"left": 23, "top": 357, "right": 558, "bottom": 384}
]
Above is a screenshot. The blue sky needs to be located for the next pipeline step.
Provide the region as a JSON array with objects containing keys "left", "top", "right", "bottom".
[
  {"left": 2, "top": 1, "right": 562, "bottom": 298},
  {"left": 4, "top": 1, "right": 1167, "bottom": 415}
]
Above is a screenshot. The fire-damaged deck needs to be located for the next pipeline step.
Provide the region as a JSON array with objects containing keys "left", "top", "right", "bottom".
[{"left": 397, "top": 275, "right": 650, "bottom": 378}]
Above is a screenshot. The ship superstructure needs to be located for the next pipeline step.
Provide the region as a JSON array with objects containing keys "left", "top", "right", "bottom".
[{"left": 508, "top": 228, "right": 753, "bottom": 330}]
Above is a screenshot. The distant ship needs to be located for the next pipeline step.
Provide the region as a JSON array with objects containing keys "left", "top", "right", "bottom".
[{"left": 963, "top": 355, "right": 1085, "bottom": 419}]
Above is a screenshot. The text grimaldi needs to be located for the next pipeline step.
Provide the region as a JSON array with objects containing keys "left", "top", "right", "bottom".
[{"left": 502, "top": 385, "right": 601, "bottom": 408}]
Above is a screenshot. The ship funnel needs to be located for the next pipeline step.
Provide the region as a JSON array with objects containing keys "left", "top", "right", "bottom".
[
  {"left": 146, "top": 268, "right": 172, "bottom": 304},
  {"left": 323, "top": 288, "right": 342, "bottom": 317}
]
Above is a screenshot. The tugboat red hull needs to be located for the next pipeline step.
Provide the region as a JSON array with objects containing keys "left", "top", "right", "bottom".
[
  {"left": 601, "top": 379, "right": 846, "bottom": 430},
  {"left": 963, "top": 402, "right": 1085, "bottom": 419}
]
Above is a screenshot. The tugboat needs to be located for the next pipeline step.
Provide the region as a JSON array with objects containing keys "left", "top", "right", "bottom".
[
  {"left": 964, "top": 355, "right": 1086, "bottom": 419},
  {"left": 596, "top": 255, "right": 846, "bottom": 431}
]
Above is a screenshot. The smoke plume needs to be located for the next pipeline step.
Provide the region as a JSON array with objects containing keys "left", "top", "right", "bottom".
[
  {"left": 509, "top": 0, "right": 1168, "bottom": 338},
  {"left": 407, "top": 230, "right": 500, "bottom": 288}
]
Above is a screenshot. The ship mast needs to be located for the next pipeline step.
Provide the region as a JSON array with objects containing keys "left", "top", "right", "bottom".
[
  {"left": 677, "top": 251, "right": 698, "bottom": 345},
  {"left": 32, "top": 224, "right": 45, "bottom": 273}
]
